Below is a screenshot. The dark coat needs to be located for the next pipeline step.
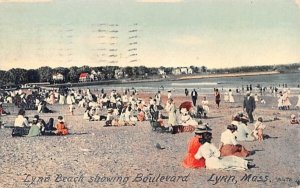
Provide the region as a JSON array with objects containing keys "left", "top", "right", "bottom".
[{"left": 243, "top": 96, "right": 256, "bottom": 110}]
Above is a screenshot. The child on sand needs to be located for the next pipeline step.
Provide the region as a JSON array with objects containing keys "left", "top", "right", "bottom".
[
  {"left": 55, "top": 116, "right": 69, "bottom": 135},
  {"left": 253, "top": 117, "right": 266, "bottom": 142},
  {"left": 290, "top": 114, "right": 299, "bottom": 125}
]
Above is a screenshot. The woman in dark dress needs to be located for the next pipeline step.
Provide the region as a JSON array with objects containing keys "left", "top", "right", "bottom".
[
  {"left": 215, "top": 89, "right": 221, "bottom": 109},
  {"left": 43, "top": 118, "right": 56, "bottom": 135}
]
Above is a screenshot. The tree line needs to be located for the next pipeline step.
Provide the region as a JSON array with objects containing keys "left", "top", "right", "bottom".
[{"left": 0, "top": 63, "right": 299, "bottom": 86}]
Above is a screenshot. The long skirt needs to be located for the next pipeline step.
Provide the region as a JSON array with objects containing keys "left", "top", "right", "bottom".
[
  {"left": 220, "top": 144, "right": 250, "bottom": 157},
  {"left": 172, "top": 125, "right": 195, "bottom": 134}
]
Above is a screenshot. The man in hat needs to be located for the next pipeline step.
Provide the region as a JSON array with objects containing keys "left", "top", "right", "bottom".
[
  {"left": 182, "top": 124, "right": 211, "bottom": 168},
  {"left": 243, "top": 91, "right": 256, "bottom": 123}
]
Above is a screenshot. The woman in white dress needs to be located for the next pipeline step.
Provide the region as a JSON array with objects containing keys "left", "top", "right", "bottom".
[
  {"left": 201, "top": 96, "right": 209, "bottom": 118},
  {"left": 232, "top": 120, "right": 255, "bottom": 141},
  {"left": 295, "top": 92, "right": 300, "bottom": 109},
  {"left": 166, "top": 98, "right": 177, "bottom": 126},
  {"left": 282, "top": 90, "right": 291, "bottom": 110},
  {"left": 224, "top": 91, "right": 229, "bottom": 103},
  {"left": 195, "top": 131, "right": 253, "bottom": 170},
  {"left": 277, "top": 93, "right": 284, "bottom": 110},
  {"left": 180, "top": 108, "right": 198, "bottom": 126},
  {"left": 59, "top": 93, "right": 66, "bottom": 105},
  {"left": 228, "top": 89, "right": 235, "bottom": 103}
]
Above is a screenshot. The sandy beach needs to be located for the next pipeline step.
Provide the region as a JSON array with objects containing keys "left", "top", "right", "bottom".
[{"left": 0, "top": 90, "right": 299, "bottom": 188}]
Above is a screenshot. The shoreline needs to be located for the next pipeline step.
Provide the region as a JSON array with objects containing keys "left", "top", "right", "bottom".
[
  {"left": 43, "top": 71, "right": 281, "bottom": 89},
  {"left": 177, "top": 71, "right": 280, "bottom": 80}
]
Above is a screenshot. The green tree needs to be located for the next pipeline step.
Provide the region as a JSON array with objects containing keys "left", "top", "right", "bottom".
[
  {"left": 67, "top": 66, "right": 79, "bottom": 83},
  {"left": 0, "top": 70, "right": 7, "bottom": 86},
  {"left": 38, "top": 66, "right": 53, "bottom": 82},
  {"left": 124, "top": 66, "right": 133, "bottom": 77},
  {"left": 7, "top": 68, "right": 28, "bottom": 84},
  {"left": 77, "top": 66, "right": 91, "bottom": 74},
  {"left": 26, "top": 69, "right": 40, "bottom": 83}
]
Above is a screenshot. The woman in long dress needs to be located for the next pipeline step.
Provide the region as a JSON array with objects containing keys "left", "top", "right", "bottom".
[
  {"left": 228, "top": 89, "right": 235, "bottom": 103},
  {"left": 277, "top": 93, "right": 284, "bottom": 110},
  {"left": 182, "top": 124, "right": 210, "bottom": 168},
  {"left": 295, "top": 92, "right": 300, "bottom": 109},
  {"left": 166, "top": 98, "right": 177, "bottom": 126},
  {"left": 282, "top": 90, "right": 291, "bottom": 110},
  {"left": 219, "top": 124, "right": 251, "bottom": 157},
  {"left": 224, "top": 91, "right": 229, "bottom": 103},
  {"left": 201, "top": 96, "right": 209, "bottom": 118},
  {"left": 195, "top": 132, "right": 252, "bottom": 170},
  {"left": 214, "top": 89, "right": 221, "bottom": 108}
]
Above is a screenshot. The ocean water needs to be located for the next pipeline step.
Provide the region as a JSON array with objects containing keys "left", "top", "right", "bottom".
[{"left": 88, "top": 72, "right": 300, "bottom": 94}]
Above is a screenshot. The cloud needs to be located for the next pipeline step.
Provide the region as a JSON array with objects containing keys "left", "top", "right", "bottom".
[
  {"left": 0, "top": 0, "right": 52, "bottom": 3},
  {"left": 136, "top": 0, "right": 183, "bottom": 3}
]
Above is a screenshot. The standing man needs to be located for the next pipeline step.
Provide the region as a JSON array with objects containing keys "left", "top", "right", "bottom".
[
  {"left": 243, "top": 92, "right": 256, "bottom": 123},
  {"left": 191, "top": 89, "right": 198, "bottom": 106}
]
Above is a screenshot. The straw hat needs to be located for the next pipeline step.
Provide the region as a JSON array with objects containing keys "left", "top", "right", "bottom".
[{"left": 195, "top": 124, "right": 212, "bottom": 134}]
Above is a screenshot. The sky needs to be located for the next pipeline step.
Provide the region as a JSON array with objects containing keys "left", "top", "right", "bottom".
[{"left": 0, "top": 0, "right": 299, "bottom": 70}]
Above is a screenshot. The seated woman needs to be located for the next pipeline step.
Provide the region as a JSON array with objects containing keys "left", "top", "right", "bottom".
[
  {"left": 55, "top": 116, "right": 69, "bottom": 135},
  {"left": 38, "top": 101, "right": 53, "bottom": 113},
  {"left": 137, "top": 108, "right": 145, "bottom": 122},
  {"left": 290, "top": 114, "right": 299, "bottom": 124},
  {"left": 195, "top": 131, "right": 254, "bottom": 170},
  {"left": 14, "top": 108, "right": 29, "bottom": 127},
  {"left": 12, "top": 108, "right": 30, "bottom": 137},
  {"left": 0, "top": 103, "right": 10, "bottom": 115},
  {"left": 43, "top": 118, "right": 56, "bottom": 135},
  {"left": 182, "top": 124, "right": 211, "bottom": 168},
  {"left": 83, "top": 108, "right": 92, "bottom": 120},
  {"left": 219, "top": 124, "right": 251, "bottom": 157},
  {"left": 180, "top": 108, "right": 198, "bottom": 127},
  {"left": 27, "top": 116, "right": 41, "bottom": 137},
  {"left": 170, "top": 108, "right": 196, "bottom": 134},
  {"left": 232, "top": 119, "right": 255, "bottom": 142}
]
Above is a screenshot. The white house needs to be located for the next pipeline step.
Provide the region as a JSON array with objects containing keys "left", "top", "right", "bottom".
[
  {"left": 172, "top": 68, "right": 181, "bottom": 75},
  {"left": 52, "top": 73, "right": 64, "bottom": 81},
  {"left": 187, "top": 67, "right": 193, "bottom": 74},
  {"left": 115, "top": 69, "right": 124, "bottom": 79},
  {"left": 158, "top": 69, "right": 166, "bottom": 75}
]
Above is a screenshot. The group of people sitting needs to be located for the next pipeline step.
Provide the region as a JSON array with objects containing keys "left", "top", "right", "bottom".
[
  {"left": 12, "top": 108, "right": 69, "bottom": 137},
  {"left": 182, "top": 123, "right": 255, "bottom": 170},
  {"left": 182, "top": 111, "right": 269, "bottom": 170}
]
